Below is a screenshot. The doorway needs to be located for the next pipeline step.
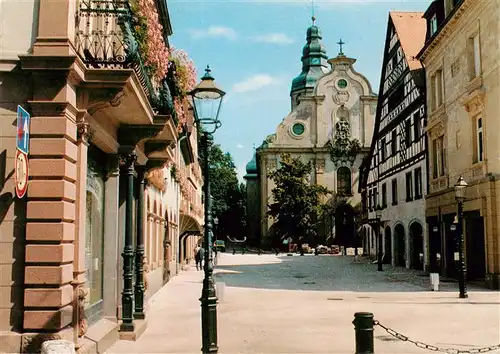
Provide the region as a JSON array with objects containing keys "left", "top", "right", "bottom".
[
  {"left": 409, "top": 222, "right": 424, "bottom": 270},
  {"left": 384, "top": 226, "right": 392, "bottom": 264},
  {"left": 394, "top": 224, "right": 405, "bottom": 267},
  {"left": 465, "top": 212, "right": 486, "bottom": 280}
]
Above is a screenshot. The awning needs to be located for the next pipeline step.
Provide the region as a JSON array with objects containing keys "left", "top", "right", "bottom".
[{"left": 179, "top": 212, "right": 202, "bottom": 235}]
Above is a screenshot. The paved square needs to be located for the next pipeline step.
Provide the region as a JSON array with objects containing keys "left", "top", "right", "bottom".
[{"left": 105, "top": 254, "right": 500, "bottom": 354}]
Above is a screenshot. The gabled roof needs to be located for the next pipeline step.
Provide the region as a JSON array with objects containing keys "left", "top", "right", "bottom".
[{"left": 390, "top": 11, "right": 426, "bottom": 71}]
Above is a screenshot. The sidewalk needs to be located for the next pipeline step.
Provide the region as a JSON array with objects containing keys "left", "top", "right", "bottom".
[{"left": 105, "top": 254, "right": 500, "bottom": 354}]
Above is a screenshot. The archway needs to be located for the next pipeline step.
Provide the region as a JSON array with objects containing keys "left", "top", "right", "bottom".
[
  {"left": 409, "top": 222, "right": 424, "bottom": 270},
  {"left": 384, "top": 226, "right": 392, "bottom": 264},
  {"left": 163, "top": 217, "right": 171, "bottom": 284},
  {"left": 334, "top": 203, "right": 356, "bottom": 249},
  {"left": 394, "top": 224, "right": 405, "bottom": 267}
]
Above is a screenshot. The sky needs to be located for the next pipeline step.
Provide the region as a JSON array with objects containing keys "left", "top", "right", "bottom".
[{"left": 167, "top": 0, "right": 431, "bottom": 182}]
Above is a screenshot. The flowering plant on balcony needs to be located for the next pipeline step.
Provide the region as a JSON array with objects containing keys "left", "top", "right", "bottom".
[
  {"left": 170, "top": 162, "right": 190, "bottom": 198},
  {"left": 130, "top": 0, "right": 170, "bottom": 87}
]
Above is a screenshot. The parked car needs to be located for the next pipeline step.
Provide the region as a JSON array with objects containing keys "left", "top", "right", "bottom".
[{"left": 214, "top": 240, "right": 226, "bottom": 252}]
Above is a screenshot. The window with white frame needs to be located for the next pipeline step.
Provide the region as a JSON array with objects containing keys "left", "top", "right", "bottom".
[
  {"left": 473, "top": 116, "right": 484, "bottom": 163},
  {"left": 432, "top": 136, "right": 445, "bottom": 178}
]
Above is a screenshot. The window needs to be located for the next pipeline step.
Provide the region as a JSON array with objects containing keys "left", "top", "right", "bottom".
[
  {"left": 380, "top": 137, "right": 386, "bottom": 161},
  {"left": 432, "top": 137, "right": 445, "bottom": 178},
  {"left": 473, "top": 116, "right": 484, "bottom": 163},
  {"left": 413, "top": 113, "right": 420, "bottom": 142},
  {"left": 373, "top": 187, "right": 378, "bottom": 208},
  {"left": 414, "top": 167, "right": 422, "bottom": 199},
  {"left": 405, "top": 172, "right": 413, "bottom": 201},
  {"left": 391, "top": 130, "right": 397, "bottom": 156},
  {"left": 368, "top": 189, "right": 373, "bottom": 210},
  {"left": 430, "top": 14, "right": 438, "bottom": 36},
  {"left": 85, "top": 153, "right": 106, "bottom": 310},
  {"left": 405, "top": 119, "right": 411, "bottom": 147},
  {"left": 382, "top": 183, "right": 387, "bottom": 208},
  {"left": 337, "top": 167, "right": 352, "bottom": 195},
  {"left": 392, "top": 178, "right": 398, "bottom": 205},
  {"left": 431, "top": 70, "right": 444, "bottom": 110},
  {"left": 470, "top": 33, "right": 481, "bottom": 78}
]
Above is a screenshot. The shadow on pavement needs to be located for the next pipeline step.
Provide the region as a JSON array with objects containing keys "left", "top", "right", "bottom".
[{"left": 213, "top": 254, "right": 493, "bottom": 293}]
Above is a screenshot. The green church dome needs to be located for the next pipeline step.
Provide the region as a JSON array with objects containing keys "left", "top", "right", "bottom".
[
  {"left": 291, "top": 18, "right": 329, "bottom": 94},
  {"left": 245, "top": 153, "right": 258, "bottom": 174}
]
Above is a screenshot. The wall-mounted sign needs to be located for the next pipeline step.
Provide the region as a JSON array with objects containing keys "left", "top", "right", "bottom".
[
  {"left": 16, "top": 105, "right": 30, "bottom": 155},
  {"left": 15, "top": 149, "right": 29, "bottom": 198}
]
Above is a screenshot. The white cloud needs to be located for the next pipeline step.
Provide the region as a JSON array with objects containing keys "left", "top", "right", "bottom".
[
  {"left": 251, "top": 33, "right": 294, "bottom": 44},
  {"left": 233, "top": 74, "right": 281, "bottom": 93},
  {"left": 236, "top": 143, "right": 245, "bottom": 149},
  {"left": 189, "top": 26, "right": 237, "bottom": 40}
]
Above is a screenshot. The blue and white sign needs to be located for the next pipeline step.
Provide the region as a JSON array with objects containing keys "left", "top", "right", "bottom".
[{"left": 16, "top": 105, "right": 30, "bottom": 154}]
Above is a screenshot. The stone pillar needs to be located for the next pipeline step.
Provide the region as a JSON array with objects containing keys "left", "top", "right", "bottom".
[
  {"left": 155, "top": 220, "right": 160, "bottom": 267},
  {"left": 119, "top": 150, "right": 136, "bottom": 332},
  {"left": 134, "top": 166, "right": 146, "bottom": 320},
  {"left": 159, "top": 221, "right": 165, "bottom": 266},
  {"left": 147, "top": 216, "right": 153, "bottom": 270},
  {"left": 103, "top": 156, "right": 120, "bottom": 318},
  {"left": 25, "top": 102, "right": 77, "bottom": 335},
  {"left": 71, "top": 120, "right": 92, "bottom": 345}
]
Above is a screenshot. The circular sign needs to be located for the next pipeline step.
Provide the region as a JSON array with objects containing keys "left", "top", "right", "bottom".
[{"left": 15, "top": 149, "right": 29, "bottom": 198}]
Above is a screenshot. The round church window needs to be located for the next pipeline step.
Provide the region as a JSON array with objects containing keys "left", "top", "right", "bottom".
[
  {"left": 337, "top": 79, "right": 348, "bottom": 89},
  {"left": 292, "top": 123, "right": 305, "bottom": 136}
]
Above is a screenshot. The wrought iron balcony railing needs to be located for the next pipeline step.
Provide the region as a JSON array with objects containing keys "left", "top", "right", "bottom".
[{"left": 75, "top": 0, "right": 174, "bottom": 118}]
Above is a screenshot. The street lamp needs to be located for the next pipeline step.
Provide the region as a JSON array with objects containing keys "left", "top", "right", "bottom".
[
  {"left": 454, "top": 176, "right": 468, "bottom": 299},
  {"left": 375, "top": 207, "right": 383, "bottom": 271},
  {"left": 190, "top": 65, "right": 226, "bottom": 354}
]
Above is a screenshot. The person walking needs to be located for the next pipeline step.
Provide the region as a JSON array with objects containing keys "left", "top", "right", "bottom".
[
  {"left": 198, "top": 246, "right": 205, "bottom": 271},
  {"left": 194, "top": 245, "right": 201, "bottom": 271}
]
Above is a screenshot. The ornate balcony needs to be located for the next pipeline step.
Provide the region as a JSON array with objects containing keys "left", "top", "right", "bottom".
[{"left": 75, "top": 0, "right": 175, "bottom": 119}]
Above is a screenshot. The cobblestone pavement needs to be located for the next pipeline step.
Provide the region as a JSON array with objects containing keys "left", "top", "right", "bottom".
[{"left": 105, "top": 254, "right": 500, "bottom": 354}]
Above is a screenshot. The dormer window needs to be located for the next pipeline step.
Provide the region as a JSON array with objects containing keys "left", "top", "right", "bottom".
[{"left": 430, "top": 14, "right": 438, "bottom": 36}]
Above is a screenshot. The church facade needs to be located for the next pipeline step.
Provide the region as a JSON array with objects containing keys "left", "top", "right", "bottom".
[{"left": 248, "top": 20, "right": 377, "bottom": 248}]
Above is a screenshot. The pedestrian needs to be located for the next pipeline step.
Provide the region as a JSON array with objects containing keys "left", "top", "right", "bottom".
[
  {"left": 198, "top": 246, "right": 205, "bottom": 271},
  {"left": 194, "top": 245, "right": 201, "bottom": 270}
]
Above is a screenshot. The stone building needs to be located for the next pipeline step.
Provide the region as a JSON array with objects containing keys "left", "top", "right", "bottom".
[
  {"left": 0, "top": 0, "right": 203, "bottom": 352},
  {"left": 243, "top": 152, "right": 260, "bottom": 246},
  {"left": 252, "top": 19, "right": 377, "bottom": 248},
  {"left": 358, "top": 12, "right": 428, "bottom": 270},
  {"left": 417, "top": 0, "right": 500, "bottom": 288}
]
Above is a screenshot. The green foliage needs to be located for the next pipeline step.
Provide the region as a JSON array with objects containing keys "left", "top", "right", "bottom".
[
  {"left": 267, "top": 153, "right": 330, "bottom": 245},
  {"left": 205, "top": 143, "right": 246, "bottom": 240}
]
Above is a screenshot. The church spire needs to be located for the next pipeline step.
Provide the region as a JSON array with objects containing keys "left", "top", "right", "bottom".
[{"left": 290, "top": 15, "right": 329, "bottom": 97}]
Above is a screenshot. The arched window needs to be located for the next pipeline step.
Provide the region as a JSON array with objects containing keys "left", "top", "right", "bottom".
[{"left": 337, "top": 166, "right": 352, "bottom": 195}]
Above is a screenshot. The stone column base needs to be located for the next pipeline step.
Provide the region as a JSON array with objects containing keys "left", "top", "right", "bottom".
[{"left": 118, "top": 320, "right": 147, "bottom": 341}]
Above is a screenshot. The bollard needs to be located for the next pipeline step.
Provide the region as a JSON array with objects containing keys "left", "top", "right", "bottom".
[{"left": 353, "top": 312, "right": 374, "bottom": 354}]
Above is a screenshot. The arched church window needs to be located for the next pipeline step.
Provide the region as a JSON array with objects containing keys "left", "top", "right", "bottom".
[{"left": 337, "top": 166, "right": 352, "bottom": 195}]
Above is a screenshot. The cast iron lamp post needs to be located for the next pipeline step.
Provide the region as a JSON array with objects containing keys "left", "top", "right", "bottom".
[
  {"left": 189, "top": 65, "right": 225, "bottom": 354},
  {"left": 375, "top": 207, "right": 383, "bottom": 271},
  {"left": 454, "top": 176, "right": 468, "bottom": 299}
]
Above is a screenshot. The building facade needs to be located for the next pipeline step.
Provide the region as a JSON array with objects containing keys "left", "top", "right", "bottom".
[
  {"left": 359, "top": 12, "right": 428, "bottom": 270},
  {"left": 0, "top": 0, "right": 203, "bottom": 353},
  {"left": 418, "top": 0, "right": 500, "bottom": 288},
  {"left": 253, "top": 20, "right": 377, "bottom": 248}
]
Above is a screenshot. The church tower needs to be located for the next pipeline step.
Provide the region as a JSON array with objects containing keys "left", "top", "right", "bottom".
[{"left": 290, "top": 17, "right": 330, "bottom": 110}]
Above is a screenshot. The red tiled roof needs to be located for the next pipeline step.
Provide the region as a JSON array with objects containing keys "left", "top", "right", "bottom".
[{"left": 390, "top": 11, "right": 426, "bottom": 70}]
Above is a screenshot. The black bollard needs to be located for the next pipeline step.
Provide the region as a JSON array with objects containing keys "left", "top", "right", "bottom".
[
  {"left": 233, "top": 248, "right": 236, "bottom": 255},
  {"left": 353, "top": 312, "right": 374, "bottom": 354}
]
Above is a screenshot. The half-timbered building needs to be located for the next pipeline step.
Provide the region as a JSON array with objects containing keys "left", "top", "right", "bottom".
[{"left": 359, "top": 12, "right": 428, "bottom": 270}]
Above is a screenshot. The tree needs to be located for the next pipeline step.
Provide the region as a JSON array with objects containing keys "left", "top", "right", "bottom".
[
  {"left": 267, "top": 153, "right": 330, "bottom": 249},
  {"left": 201, "top": 142, "right": 246, "bottom": 240}
]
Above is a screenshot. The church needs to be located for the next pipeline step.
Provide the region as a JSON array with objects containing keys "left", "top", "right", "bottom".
[{"left": 245, "top": 18, "right": 377, "bottom": 248}]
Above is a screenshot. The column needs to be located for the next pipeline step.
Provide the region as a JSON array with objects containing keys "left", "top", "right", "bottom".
[
  {"left": 159, "top": 221, "right": 165, "bottom": 266},
  {"left": 147, "top": 216, "right": 153, "bottom": 270},
  {"left": 72, "top": 120, "right": 91, "bottom": 345},
  {"left": 25, "top": 102, "right": 77, "bottom": 335},
  {"left": 155, "top": 220, "right": 161, "bottom": 267},
  {"left": 119, "top": 150, "right": 136, "bottom": 332},
  {"left": 134, "top": 166, "right": 146, "bottom": 320},
  {"left": 103, "top": 156, "right": 120, "bottom": 318}
]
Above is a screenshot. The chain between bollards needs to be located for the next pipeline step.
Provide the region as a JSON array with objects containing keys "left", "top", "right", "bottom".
[{"left": 353, "top": 312, "right": 500, "bottom": 354}]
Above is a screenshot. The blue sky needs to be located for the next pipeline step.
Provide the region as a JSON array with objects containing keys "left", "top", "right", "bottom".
[{"left": 168, "top": 0, "right": 430, "bottom": 181}]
